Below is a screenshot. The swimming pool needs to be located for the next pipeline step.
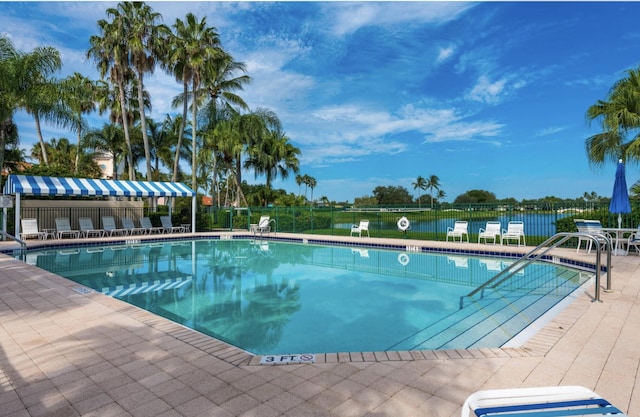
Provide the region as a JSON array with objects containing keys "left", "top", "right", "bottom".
[{"left": 18, "top": 238, "right": 592, "bottom": 355}]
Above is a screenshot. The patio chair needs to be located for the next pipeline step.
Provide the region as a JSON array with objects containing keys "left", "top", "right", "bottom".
[
  {"left": 461, "top": 385, "right": 625, "bottom": 417},
  {"left": 478, "top": 221, "right": 501, "bottom": 244},
  {"left": 350, "top": 219, "right": 370, "bottom": 237},
  {"left": 55, "top": 217, "right": 80, "bottom": 239},
  {"left": 625, "top": 225, "right": 640, "bottom": 255},
  {"left": 79, "top": 217, "right": 105, "bottom": 238},
  {"left": 501, "top": 221, "right": 526, "bottom": 246},
  {"left": 250, "top": 215, "right": 272, "bottom": 235},
  {"left": 446, "top": 221, "right": 469, "bottom": 243},
  {"left": 20, "top": 218, "right": 46, "bottom": 240},
  {"left": 122, "top": 217, "right": 146, "bottom": 235},
  {"left": 140, "top": 217, "right": 164, "bottom": 234},
  {"left": 575, "top": 219, "right": 612, "bottom": 254},
  {"left": 160, "top": 216, "right": 184, "bottom": 234},
  {"left": 102, "top": 216, "right": 128, "bottom": 236}
]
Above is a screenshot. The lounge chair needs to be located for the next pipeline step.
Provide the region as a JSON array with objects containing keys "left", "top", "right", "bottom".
[
  {"left": 20, "top": 218, "right": 46, "bottom": 240},
  {"left": 350, "top": 220, "right": 370, "bottom": 237},
  {"left": 55, "top": 217, "right": 80, "bottom": 239},
  {"left": 79, "top": 217, "right": 105, "bottom": 238},
  {"left": 446, "top": 221, "right": 469, "bottom": 243},
  {"left": 501, "top": 221, "right": 526, "bottom": 246},
  {"left": 574, "top": 219, "right": 611, "bottom": 253},
  {"left": 625, "top": 225, "right": 640, "bottom": 255},
  {"left": 140, "top": 217, "right": 164, "bottom": 234},
  {"left": 102, "top": 216, "right": 128, "bottom": 236},
  {"left": 251, "top": 215, "right": 272, "bottom": 235},
  {"left": 122, "top": 217, "right": 146, "bottom": 235},
  {"left": 478, "top": 221, "right": 501, "bottom": 244},
  {"left": 461, "top": 385, "right": 625, "bottom": 417},
  {"left": 160, "top": 216, "right": 183, "bottom": 233}
]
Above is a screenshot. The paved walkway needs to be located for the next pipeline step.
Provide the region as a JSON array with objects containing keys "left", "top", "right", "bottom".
[{"left": 1, "top": 233, "right": 639, "bottom": 417}]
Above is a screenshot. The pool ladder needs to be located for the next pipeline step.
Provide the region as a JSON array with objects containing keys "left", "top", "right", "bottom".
[{"left": 460, "top": 232, "right": 612, "bottom": 308}]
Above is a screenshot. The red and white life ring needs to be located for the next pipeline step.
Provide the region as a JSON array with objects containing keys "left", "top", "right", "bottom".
[{"left": 397, "top": 216, "right": 410, "bottom": 232}]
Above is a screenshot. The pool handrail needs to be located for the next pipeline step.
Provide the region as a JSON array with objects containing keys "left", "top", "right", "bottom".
[
  {"left": 0, "top": 230, "right": 27, "bottom": 248},
  {"left": 461, "top": 232, "right": 611, "bottom": 308}
]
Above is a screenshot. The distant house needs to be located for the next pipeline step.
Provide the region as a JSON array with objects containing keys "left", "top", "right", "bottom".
[
  {"left": 202, "top": 196, "right": 213, "bottom": 206},
  {"left": 95, "top": 154, "right": 124, "bottom": 180}
]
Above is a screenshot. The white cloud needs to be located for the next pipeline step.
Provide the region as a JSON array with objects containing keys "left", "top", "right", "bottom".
[
  {"left": 436, "top": 45, "right": 456, "bottom": 63},
  {"left": 467, "top": 75, "right": 508, "bottom": 104}
]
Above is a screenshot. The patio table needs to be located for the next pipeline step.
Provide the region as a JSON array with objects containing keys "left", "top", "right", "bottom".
[{"left": 602, "top": 227, "right": 638, "bottom": 255}]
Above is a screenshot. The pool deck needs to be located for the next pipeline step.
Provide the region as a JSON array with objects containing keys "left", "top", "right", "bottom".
[{"left": 1, "top": 232, "right": 639, "bottom": 417}]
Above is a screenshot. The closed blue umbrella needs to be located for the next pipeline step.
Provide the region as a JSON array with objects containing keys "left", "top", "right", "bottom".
[{"left": 610, "top": 159, "right": 631, "bottom": 229}]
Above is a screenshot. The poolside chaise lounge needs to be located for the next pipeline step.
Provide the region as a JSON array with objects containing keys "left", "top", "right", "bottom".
[
  {"left": 55, "top": 218, "right": 80, "bottom": 239},
  {"left": 446, "top": 221, "right": 469, "bottom": 243},
  {"left": 250, "top": 215, "right": 272, "bottom": 235},
  {"left": 140, "top": 217, "right": 165, "bottom": 234},
  {"left": 102, "top": 216, "right": 128, "bottom": 236},
  {"left": 122, "top": 217, "right": 146, "bottom": 235},
  {"left": 478, "top": 221, "right": 501, "bottom": 244},
  {"left": 574, "top": 219, "right": 612, "bottom": 253},
  {"left": 20, "top": 218, "right": 46, "bottom": 240},
  {"left": 79, "top": 217, "right": 105, "bottom": 238},
  {"left": 160, "top": 216, "right": 183, "bottom": 234},
  {"left": 501, "top": 221, "right": 526, "bottom": 246},
  {"left": 350, "top": 219, "right": 370, "bottom": 237},
  {"left": 461, "top": 385, "right": 625, "bottom": 417}
]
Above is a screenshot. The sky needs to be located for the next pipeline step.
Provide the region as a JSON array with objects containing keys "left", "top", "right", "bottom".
[{"left": 2, "top": 1, "right": 640, "bottom": 203}]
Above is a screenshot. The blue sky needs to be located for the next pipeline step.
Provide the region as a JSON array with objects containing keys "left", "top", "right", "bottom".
[{"left": 2, "top": 1, "right": 640, "bottom": 203}]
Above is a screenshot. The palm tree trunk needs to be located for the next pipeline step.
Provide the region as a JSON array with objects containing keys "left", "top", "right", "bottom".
[
  {"left": 118, "top": 78, "right": 135, "bottom": 181},
  {"left": 191, "top": 82, "right": 198, "bottom": 192},
  {"left": 137, "top": 72, "right": 153, "bottom": 182},
  {"left": 172, "top": 79, "right": 188, "bottom": 182},
  {"left": 34, "top": 113, "right": 49, "bottom": 165}
]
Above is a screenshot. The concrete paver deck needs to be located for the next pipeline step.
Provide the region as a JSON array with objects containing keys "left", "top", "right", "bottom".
[{"left": 1, "top": 232, "right": 639, "bottom": 417}]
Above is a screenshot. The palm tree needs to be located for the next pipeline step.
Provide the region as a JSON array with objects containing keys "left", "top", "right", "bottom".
[
  {"left": 586, "top": 67, "right": 640, "bottom": 166},
  {"left": 60, "top": 73, "right": 97, "bottom": 173},
  {"left": 120, "top": 1, "right": 169, "bottom": 182},
  {"left": 88, "top": 8, "right": 136, "bottom": 180},
  {"left": 412, "top": 175, "right": 427, "bottom": 207},
  {"left": 436, "top": 189, "right": 446, "bottom": 204},
  {"left": 306, "top": 175, "right": 317, "bottom": 204},
  {"left": 426, "top": 174, "right": 441, "bottom": 208},
  {"left": 167, "top": 13, "right": 222, "bottom": 192},
  {"left": 295, "top": 174, "right": 304, "bottom": 197}
]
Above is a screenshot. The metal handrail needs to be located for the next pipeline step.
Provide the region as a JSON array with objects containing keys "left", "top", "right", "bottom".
[
  {"left": 462, "top": 232, "right": 611, "bottom": 307},
  {"left": 0, "top": 230, "right": 27, "bottom": 248}
]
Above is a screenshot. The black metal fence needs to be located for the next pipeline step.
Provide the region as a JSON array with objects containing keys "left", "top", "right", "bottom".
[{"left": 200, "top": 201, "right": 639, "bottom": 246}]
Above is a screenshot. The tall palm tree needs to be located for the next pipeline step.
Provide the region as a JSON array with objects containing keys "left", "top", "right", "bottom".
[
  {"left": 88, "top": 8, "right": 136, "bottom": 180},
  {"left": 120, "top": 1, "right": 169, "bottom": 182},
  {"left": 412, "top": 175, "right": 427, "bottom": 207},
  {"left": 60, "top": 73, "right": 97, "bottom": 173},
  {"left": 307, "top": 175, "right": 317, "bottom": 205},
  {"left": 586, "top": 68, "right": 640, "bottom": 166},
  {"left": 167, "top": 13, "right": 222, "bottom": 192},
  {"left": 426, "top": 174, "right": 441, "bottom": 208}
]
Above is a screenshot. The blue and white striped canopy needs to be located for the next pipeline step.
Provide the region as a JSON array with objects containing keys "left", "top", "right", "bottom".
[{"left": 4, "top": 174, "right": 195, "bottom": 198}]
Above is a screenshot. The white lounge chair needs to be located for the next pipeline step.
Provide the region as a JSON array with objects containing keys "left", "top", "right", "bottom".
[
  {"left": 461, "top": 385, "right": 625, "bottom": 417},
  {"left": 79, "top": 217, "right": 105, "bottom": 238},
  {"left": 251, "top": 215, "right": 272, "bottom": 235},
  {"left": 446, "top": 221, "right": 469, "bottom": 243},
  {"left": 478, "top": 221, "right": 501, "bottom": 244},
  {"left": 20, "top": 218, "right": 45, "bottom": 240},
  {"left": 55, "top": 218, "right": 80, "bottom": 239},
  {"left": 575, "top": 219, "right": 612, "bottom": 254},
  {"left": 160, "top": 216, "right": 183, "bottom": 233},
  {"left": 122, "top": 217, "right": 146, "bottom": 235},
  {"left": 140, "top": 217, "right": 164, "bottom": 234},
  {"left": 350, "top": 220, "right": 370, "bottom": 237},
  {"left": 501, "top": 221, "right": 526, "bottom": 246},
  {"left": 624, "top": 225, "right": 640, "bottom": 255},
  {"left": 102, "top": 216, "right": 128, "bottom": 236}
]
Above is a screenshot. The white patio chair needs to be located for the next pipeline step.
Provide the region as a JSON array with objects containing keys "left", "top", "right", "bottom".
[
  {"left": 446, "top": 221, "right": 469, "bottom": 243},
  {"left": 501, "top": 221, "right": 526, "bottom": 246},
  {"left": 20, "top": 218, "right": 46, "bottom": 240},
  {"left": 350, "top": 219, "right": 370, "bottom": 237},
  {"left": 122, "top": 217, "right": 146, "bottom": 235},
  {"left": 55, "top": 218, "right": 80, "bottom": 239},
  {"left": 79, "top": 217, "right": 105, "bottom": 238},
  {"left": 625, "top": 225, "right": 640, "bottom": 255},
  {"left": 478, "top": 221, "right": 501, "bottom": 244},
  {"left": 461, "top": 385, "right": 625, "bottom": 417},
  {"left": 102, "top": 216, "right": 128, "bottom": 236},
  {"left": 160, "top": 216, "right": 184, "bottom": 233},
  {"left": 575, "top": 219, "right": 611, "bottom": 253}
]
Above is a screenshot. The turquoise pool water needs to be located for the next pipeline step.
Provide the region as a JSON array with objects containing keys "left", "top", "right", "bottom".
[{"left": 19, "top": 239, "right": 591, "bottom": 355}]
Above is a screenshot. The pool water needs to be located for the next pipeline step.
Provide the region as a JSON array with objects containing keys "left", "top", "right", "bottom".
[{"left": 20, "top": 239, "right": 591, "bottom": 355}]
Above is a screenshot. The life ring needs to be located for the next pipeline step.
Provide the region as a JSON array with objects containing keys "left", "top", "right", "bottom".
[
  {"left": 397, "top": 216, "right": 410, "bottom": 231},
  {"left": 398, "top": 253, "right": 410, "bottom": 266}
]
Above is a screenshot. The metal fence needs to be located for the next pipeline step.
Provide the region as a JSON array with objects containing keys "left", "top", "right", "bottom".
[{"left": 202, "top": 201, "right": 639, "bottom": 246}]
